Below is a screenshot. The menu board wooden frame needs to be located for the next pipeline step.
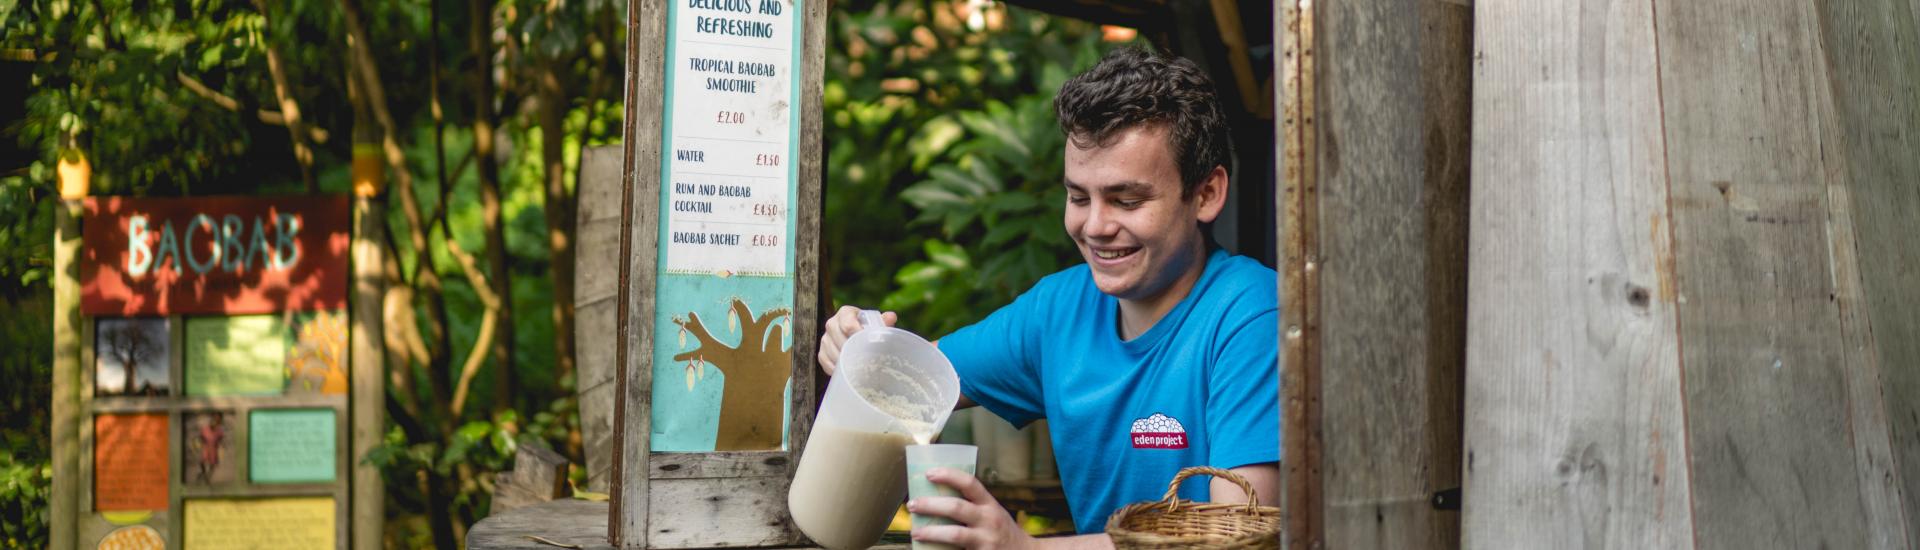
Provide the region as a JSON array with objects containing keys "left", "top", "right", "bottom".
[
  {"left": 48, "top": 195, "right": 383, "bottom": 550},
  {"left": 609, "top": 0, "right": 827, "bottom": 547}
]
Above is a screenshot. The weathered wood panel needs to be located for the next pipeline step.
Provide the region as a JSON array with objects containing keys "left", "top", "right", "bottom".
[
  {"left": 1463, "top": 1, "right": 1695, "bottom": 548},
  {"left": 577, "top": 145, "right": 622, "bottom": 492},
  {"left": 1277, "top": 2, "right": 1323, "bottom": 548},
  {"left": 1814, "top": 0, "right": 1920, "bottom": 544},
  {"left": 645, "top": 477, "right": 800, "bottom": 548},
  {"left": 1313, "top": 0, "right": 1471, "bottom": 549},
  {"left": 648, "top": 451, "right": 789, "bottom": 480},
  {"left": 611, "top": 0, "right": 668, "bottom": 544},
  {"left": 493, "top": 443, "right": 572, "bottom": 515},
  {"left": 1653, "top": 1, "right": 1878, "bottom": 547}
]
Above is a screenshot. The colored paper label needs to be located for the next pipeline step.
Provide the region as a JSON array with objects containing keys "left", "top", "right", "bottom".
[{"left": 248, "top": 409, "right": 336, "bottom": 483}]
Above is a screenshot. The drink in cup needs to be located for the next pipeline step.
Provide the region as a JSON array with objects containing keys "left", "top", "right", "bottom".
[{"left": 905, "top": 444, "right": 978, "bottom": 550}]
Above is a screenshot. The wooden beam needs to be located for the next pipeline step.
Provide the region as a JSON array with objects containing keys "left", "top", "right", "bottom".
[
  {"left": 610, "top": 0, "right": 667, "bottom": 545},
  {"left": 1277, "top": 0, "right": 1322, "bottom": 547},
  {"left": 50, "top": 198, "right": 81, "bottom": 550},
  {"left": 1298, "top": 0, "right": 1471, "bottom": 547},
  {"left": 1207, "top": 0, "right": 1262, "bottom": 115},
  {"left": 351, "top": 196, "right": 387, "bottom": 550},
  {"left": 1810, "top": 0, "right": 1920, "bottom": 543}
]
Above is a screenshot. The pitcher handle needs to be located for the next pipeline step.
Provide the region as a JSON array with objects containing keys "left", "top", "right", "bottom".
[{"left": 857, "top": 309, "right": 887, "bottom": 330}]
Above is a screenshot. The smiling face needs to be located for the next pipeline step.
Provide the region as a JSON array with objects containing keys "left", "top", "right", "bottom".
[{"left": 1063, "top": 124, "right": 1226, "bottom": 308}]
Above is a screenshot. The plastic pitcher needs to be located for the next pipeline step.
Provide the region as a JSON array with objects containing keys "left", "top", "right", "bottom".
[{"left": 788, "top": 310, "right": 960, "bottom": 550}]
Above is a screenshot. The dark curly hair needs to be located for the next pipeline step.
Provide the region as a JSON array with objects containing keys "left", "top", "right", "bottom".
[{"left": 1054, "top": 47, "right": 1233, "bottom": 199}]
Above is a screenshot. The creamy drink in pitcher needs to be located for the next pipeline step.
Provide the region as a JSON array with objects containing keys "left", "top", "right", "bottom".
[
  {"left": 789, "top": 310, "right": 958, "bottom": 550},
  {"left": 787, "top": 426, "right": 918, "bottom": 550}
]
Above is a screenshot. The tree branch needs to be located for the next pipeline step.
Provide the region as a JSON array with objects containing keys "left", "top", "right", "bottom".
[
  {"left": 250, "top": 0, "right": 317, "bottom": 192},
  {"left": 175, "top": 72, "right": 329, "bottom": 143}
]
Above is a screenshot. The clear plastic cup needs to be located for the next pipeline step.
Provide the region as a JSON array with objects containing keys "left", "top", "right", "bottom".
[{"left": 906, "top": 444, "right": 979, "bottom": 550}]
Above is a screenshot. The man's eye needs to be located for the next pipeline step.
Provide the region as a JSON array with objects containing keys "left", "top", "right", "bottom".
[
  {"left": 1114, "top": 198, "right": 1144, "bottom": 209},
  {"left": 1068, "top": 196, "right": 1090, "bottom": 205}
]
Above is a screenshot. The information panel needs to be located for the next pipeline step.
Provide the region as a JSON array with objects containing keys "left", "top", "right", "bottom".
[
  {"left": 249, "top": 409, "right": 337, "bottom": 483},
  {"left": 183, "top": 497, "right": 335, "bottom": 550},
  {"left": 93, "top": 414, "right": 169, "bottom": 511},
  {"left": 63, "top": 195, "right": 358, "bottom": 549},
  {"left": 650, "top": 0, "right": 803, "bottom": 452}
]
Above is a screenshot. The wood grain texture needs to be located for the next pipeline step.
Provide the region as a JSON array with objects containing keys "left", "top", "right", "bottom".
[
  {"left": 351, "top": 198, "right": 387, "bottom": 550},
  {"left": 644, "top": 477, "right": 803, "bottom": 548},
  {"left": 494, "top": 444, "right": 573, "bottom": 515},
  {"left": 1812, "top": 0, "right": 1920, "bottom": 545},
  {"left": 577, "top": 145, "right": 622, "bottom": 493},
  {"left": 788, "top": 0, "right": 826, "bottom": 488},
  {"left": 471, "top": 499, "right": 618, "bottom": 550},
  {"left": 1652, "top": 1, "right": 1878, "bottom": 547},
  {"left": 611, "top": 0, "right": 667, "bottom": 545},
  {"left": 468, "top": 500, "right": 911, "bottom": 550},
  {"left": 1463, "top": 1, "right": 1694, "bottom": 548},
  {"left": 50, "top": 201, "right": 81, "bottom": 550},
  {"left": 649, "top": 451, "right": 789, "bottom": 480},
  {"left": 1313, "top": 0, "right": 1470, "bottom": 548},
  {"left": 1277, "top": 2, "right": 1323, "bottom": 548}
]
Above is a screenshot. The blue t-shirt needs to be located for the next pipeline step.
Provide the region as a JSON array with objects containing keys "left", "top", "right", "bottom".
[{"left": 938, "top": 249, "right": 1281, "bottom": 534}]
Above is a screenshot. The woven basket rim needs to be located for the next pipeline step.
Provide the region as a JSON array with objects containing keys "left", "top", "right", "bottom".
[{"left": 1104, "top": 467, "right": 1282, "bottom": 549}]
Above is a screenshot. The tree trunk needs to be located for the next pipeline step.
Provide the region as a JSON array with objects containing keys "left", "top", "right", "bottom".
[
  {"left": 471, "top": 0, "right": 516, "bottom": 414},
  {"left": 536, "top": 66, "right": 577, "bottom": 388}
]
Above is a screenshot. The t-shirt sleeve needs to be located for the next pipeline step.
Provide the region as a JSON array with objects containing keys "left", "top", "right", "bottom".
[
  {"left": 1207, "top": 306, "right": 1282, "bottom": 469},
  {"left": 937, "top": 283, "right": 1051, "bottom": 427}
]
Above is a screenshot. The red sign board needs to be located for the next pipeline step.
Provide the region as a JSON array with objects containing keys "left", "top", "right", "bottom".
[{"left": 81, "top": 196, "right": 351, "bottom": 316}]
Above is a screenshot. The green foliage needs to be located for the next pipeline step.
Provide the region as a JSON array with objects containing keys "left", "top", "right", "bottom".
[
  {"left": 0, "top": 451, "right": 51, "bottom": 550},
  {"left": 826, "top": 1, "right": 1125, "bottom": 336}
]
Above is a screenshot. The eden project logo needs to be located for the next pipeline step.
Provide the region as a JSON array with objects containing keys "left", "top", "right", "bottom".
[{"left": 1130, "top": 413, "right": 1188, "bottom": 449}]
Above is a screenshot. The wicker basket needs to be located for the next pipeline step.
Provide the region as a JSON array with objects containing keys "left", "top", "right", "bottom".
[{"left": 1105, "top": 466, "right": 1282, "bottom": 550}]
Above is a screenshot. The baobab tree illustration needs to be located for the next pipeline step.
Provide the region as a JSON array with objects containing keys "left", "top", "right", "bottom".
[{"left": 673, "top": 298, "right": 791, "bottom": 451}]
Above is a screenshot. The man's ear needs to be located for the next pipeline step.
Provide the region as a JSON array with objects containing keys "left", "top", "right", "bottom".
[{"left": 1193, "top": 166, "right": 1229, "bottom": 224}]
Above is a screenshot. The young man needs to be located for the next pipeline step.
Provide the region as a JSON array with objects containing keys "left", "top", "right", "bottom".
[{"left": 817, "top": 47, "right": 1280, "bottom": 549}]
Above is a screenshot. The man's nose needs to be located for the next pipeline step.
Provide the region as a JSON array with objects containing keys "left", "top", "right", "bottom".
[{"left": 1081, "top": 202, "right": 1120, "bottom": 239}]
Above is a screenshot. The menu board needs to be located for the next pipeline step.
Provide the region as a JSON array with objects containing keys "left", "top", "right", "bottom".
[
  {"left": 661, "top": 0, "right": 798, "bottom": 277},
  {"left": 649, "top": 0, "right": 803, "bottom": 452},
  {"left": 183, "top": 497, "right": 335, "bottom": 550},
  {"left": 249, "top": 409, "right": 336, "bottom": 483},
  {"left": 93, "top": 414, "right": 169, "bottom": 511},
  {"left": 185, "top": 315, "right": 288, "bottom": 396}
]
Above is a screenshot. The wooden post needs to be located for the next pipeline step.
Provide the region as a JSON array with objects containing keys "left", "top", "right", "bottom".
[
  {"left": 351, "top": 193, "right": 387, "bottom": 550},
  {"left": 50, "top": 194, "right": 83, "bottom": 550},
  {"left": 610, "top": 0, "right": 667, "bottom": 542},
  {"left": 1279, "top": 1, "right": 1472, "bottom": 548},
  {"left": 1465, "top": 0, "right": 1920, "bottom": 547}
]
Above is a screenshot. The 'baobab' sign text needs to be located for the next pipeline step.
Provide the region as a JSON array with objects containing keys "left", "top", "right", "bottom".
[{"left": 81, "top": 196, "right": 351, "bottom": 316}]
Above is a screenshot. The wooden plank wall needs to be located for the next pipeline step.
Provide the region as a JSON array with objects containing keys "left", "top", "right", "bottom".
[
  {"left": 1280, "top": 0, "right": 1471, "bottom": 548},
  {"left": 1817, "top": 0, "right": 1920, "bottom": 544},
  {"left": 1464, "top": 0, "right": 1693, "bottom": 546},
  {"left": 576, "top": 145, "right": 623, "bottom": 493},
  {"left": 1465, "top": 0, "right": 1920, "bottom": 547}
]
